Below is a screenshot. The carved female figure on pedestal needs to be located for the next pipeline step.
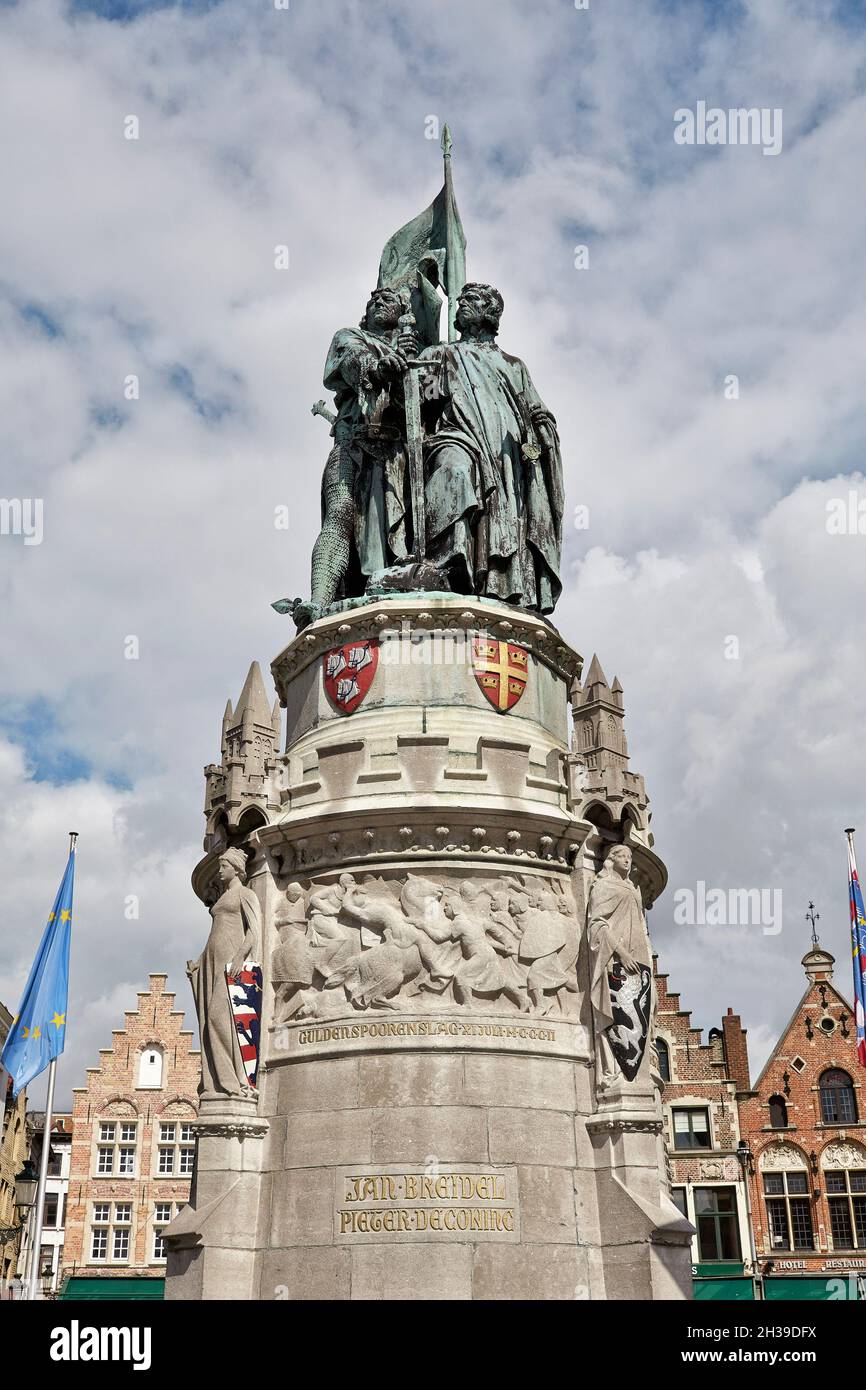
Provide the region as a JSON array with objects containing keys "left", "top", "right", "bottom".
[
  {"left": 587, "top": 844, "right": 653, "bottom": 1089},
  {"left": 187, "top": 847, "right": 262, "bottom": 1100}
]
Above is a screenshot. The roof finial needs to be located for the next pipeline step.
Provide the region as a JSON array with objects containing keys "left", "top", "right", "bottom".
[
  {"left": 806, "top": 900, "right": 820, "bottom": 946},
  {"left": 441, "top": 122, "right": 452, "bottom": 159}
]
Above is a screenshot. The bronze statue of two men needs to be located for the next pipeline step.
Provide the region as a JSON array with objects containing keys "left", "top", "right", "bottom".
[{"left": 292, "top": 280, "right": 564, "bottom": 629}]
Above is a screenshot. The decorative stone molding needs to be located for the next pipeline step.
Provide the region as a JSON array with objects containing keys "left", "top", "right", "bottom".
[
  {"left": 698, "top": 1157, "right": 739, "bottom": 1182},
  {"left": 271, "top": 597, "right": 583, "bottom": 698},
  {"left": 821, "top": 1139, "right": 866, "bottom": 1169},
  {"left": 262, "top": 815, "right": 582, "bottom": 879},
  {"left": 192, "top": 1119, "right": 269, "bottom": 1141},
  {"left": 585, "top": 1115, "right": 664, "bottom": 1135},
  {"left": 100, "top": 1097, "right": 138, "bottom": 1117},
  {"left": 759, "top": 1140, "right": 808, "bottom": 1171}
]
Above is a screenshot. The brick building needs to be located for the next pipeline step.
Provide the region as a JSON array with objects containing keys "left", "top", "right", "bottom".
[
  {"left": 654, "top": 958, "right": 755, "bottom": 1296},
  {"left": 0, "top": 1000, "right": 29, "bottom": 1290},
  {"left": 17, "top": 1112, "right": 73, "bottom": 1296},
  {"left": 738, "top": 942, "right": 866, "bottom": 1299},
  {"left": 61, "top": 974, "right": 200, "bottom": 1299}
]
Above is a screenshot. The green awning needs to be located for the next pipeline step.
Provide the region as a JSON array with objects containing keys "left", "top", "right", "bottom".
[
  {"left": 763, "top": 1276, "right": 854, "bottom": 1301},
  {"left": 694, "top": 1261, "right": 746, "bottom": 1278},
  {"left": 61, "top": 1277, "right": 165, "bottom": 1301},
  {"left": 693, "top": 1277, "right": 755, "bottom": 1301}
]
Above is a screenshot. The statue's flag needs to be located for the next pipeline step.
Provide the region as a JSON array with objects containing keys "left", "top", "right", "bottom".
[
  {"left": 1, "top": 844, "right": 75, "bottom": 1097},
  {"left": 846, "top": 830, "right": 866, "bottom": 1068},
  {"left": 377, "top": 124, "right": 466, "bottom": 345}
]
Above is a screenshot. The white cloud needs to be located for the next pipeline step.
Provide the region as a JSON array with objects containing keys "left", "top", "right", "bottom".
[{"left": 1, "top": 0, "right": 865, "bottom": 1101}]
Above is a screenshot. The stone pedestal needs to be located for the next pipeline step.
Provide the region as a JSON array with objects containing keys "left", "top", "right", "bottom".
[{"left": 166, "top": 596, "right": 693, "bottom": 1300}]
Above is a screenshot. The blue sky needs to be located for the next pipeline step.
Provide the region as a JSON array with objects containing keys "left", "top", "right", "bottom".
[{"left": 2, "top": 0, "right": 866, "bottom": 1102}]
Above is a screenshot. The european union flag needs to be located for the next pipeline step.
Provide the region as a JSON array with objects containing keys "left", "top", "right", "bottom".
[{"left": 1, "top": 845, "right": 75, "bottom": 1096}]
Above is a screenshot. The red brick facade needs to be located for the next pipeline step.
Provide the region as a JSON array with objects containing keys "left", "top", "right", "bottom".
[
  {"left": 654, "top": 958, "right": 753, "bottom": 1270},
  {"left": 62, "top": 975, "right": 200, "bottom": 1283},
  {"left": 738, "top": 945, "right": 866, "bottom": 1285}
]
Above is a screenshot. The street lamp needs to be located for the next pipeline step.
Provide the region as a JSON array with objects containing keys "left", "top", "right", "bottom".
[
  {"left": 14, "top": 1160, "right": 38, "bottom": 1212},
  {"left": 736, "top": 1139, "right": 762, "bottom": 1300}
]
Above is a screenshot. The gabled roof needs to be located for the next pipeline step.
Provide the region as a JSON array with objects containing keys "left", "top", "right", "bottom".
[{"left": 753, "top": 977, "right": 855, "bottom": 1091}]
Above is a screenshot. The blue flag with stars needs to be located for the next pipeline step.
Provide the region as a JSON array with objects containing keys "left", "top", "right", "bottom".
[{"left": 1, "top": 846, "right": 74, "bottom": 1097}]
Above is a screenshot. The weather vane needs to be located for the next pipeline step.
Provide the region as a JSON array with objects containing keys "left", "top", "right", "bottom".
[{"left": 806, "top": 900, "right": 820, "bottom": 946}]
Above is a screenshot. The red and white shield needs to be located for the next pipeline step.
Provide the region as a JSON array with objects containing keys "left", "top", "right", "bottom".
[
  {"left": 472, "top": 638, "right": 529, "bottom": 712},
  {"left": 323, "top": 639, "right": 379, "bottom": 714}
]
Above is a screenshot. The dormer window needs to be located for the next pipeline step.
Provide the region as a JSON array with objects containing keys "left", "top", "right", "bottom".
[{"left": 137, "top": 1047, "right": 164, "bottom": 1089}]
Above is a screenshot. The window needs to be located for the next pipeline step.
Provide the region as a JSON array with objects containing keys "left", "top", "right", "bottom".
[
  {"left": 43, "top": 1195, "right": 59, "bottom": 1228},
  {"left": 153, "top": 1202, "right": 174, "bottom": 1262},
  {"left": 768, "top": 1095, "right": 788, "bottom": 1129},
  {"left": 672, "top": 1108, "right": 711, "bottom": 1151},
  {"left": 819, "top": 1070, "right": 858, "bottom": 1125},
  {"left": 137, "top": 1047, "right": 164, "bottom": 1089},
  {"left": 94, "top": 1118, "right": 138, "bottom": 1176},
  {"left": 694, "top": 1187, "right": 741, "bottom": 1262},
  {"left": 156, "top": 1118, "right": 196, "bottom": 1176},
  {"left": 826, "top": 1170, "right": 866, "bottom": 1250},
  {"left": 671, "top": 1186, "right": 688, "bottom": 1218},
  {"left": 763, "top": 1170, "right": 814, "bottom": 1250},
  {"left": 791, "top": 1056, "right": 806, "bottom": 1072},
  {"left": 89, "top": 1202, "right": 134, "bottom": 1265},
  {"left": 656, "top": 1039, "right": 671, "bottom": 1083}
]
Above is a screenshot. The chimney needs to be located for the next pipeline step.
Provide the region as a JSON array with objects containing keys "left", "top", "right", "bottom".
[{"left": 721, "top": 1007, "right": 751, "bottom": 1092}]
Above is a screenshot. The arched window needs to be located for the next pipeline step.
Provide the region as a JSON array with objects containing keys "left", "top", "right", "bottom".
[
  {"left": 656, "top": 1038, "right": 671, "bottom": 1083},
  {"left": 768, "top": 1095, "right": 788, "bottom": 1129},
  {"left": 819, "top": 1069, "right": 857, "bottom": 1125},
  {"left": 137, "top": 1046, "right": 164, "bottom": 1090}
]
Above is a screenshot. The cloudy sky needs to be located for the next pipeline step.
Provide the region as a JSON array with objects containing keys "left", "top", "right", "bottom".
[{"left": 2, "top": 0, "right": 865, "bottom": 1107}]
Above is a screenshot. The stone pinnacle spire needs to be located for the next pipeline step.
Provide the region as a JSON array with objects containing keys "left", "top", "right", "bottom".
[{"left": 202, "top": 661, "right": 282, "bottom": 850}]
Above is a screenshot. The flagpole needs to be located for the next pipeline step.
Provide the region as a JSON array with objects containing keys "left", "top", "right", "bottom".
[
  {"left": 845, "top": 826, "right": 866, "bottom": 1071},
  {"left": 441, "top": 123, "right": 458, "bottom": 343},
  {"left": 25, "top": 829, "right": 76, "bottom": 1301}
]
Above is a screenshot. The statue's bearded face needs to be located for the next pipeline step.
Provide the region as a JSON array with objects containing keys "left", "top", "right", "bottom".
[
  {"left": 455, "top": 283, "right": 503, "bottom": 335},
  {"left": 365, "top": 292, "right": 402, "bottom": 330},
  {"left": 455, "top": 288, "right": 486, "bottom": 332}
]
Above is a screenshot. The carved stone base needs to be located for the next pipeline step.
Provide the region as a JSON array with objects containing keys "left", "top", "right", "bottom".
[{"left": 168, "top": 596, "right": 692, "bottom": 1300}]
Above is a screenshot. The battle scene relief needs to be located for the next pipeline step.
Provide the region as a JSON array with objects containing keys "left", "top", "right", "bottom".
[{"left": 271, "top": 872, "right": 580, "bottom": 1022}]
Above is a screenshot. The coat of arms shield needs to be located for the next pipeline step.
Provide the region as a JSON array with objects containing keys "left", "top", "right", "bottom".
[
  {"left": 472, "top": 638, "right": 529, "bottom": 712},
  {"left": 323, "top": 639, "right": 379, "bottom": 714}
]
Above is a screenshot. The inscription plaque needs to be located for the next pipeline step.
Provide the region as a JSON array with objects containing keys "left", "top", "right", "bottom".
[
  {"left": 334, "top": 1164, "right": 521, "bottom": 1244},
  {"left": 270, "top": 1011, "right": 591, "bottom": 1064}
]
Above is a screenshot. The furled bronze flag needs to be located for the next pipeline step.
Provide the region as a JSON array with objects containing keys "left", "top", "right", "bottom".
[{"left": 377, "top": 124, "right": 466, "bottom": 346}]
